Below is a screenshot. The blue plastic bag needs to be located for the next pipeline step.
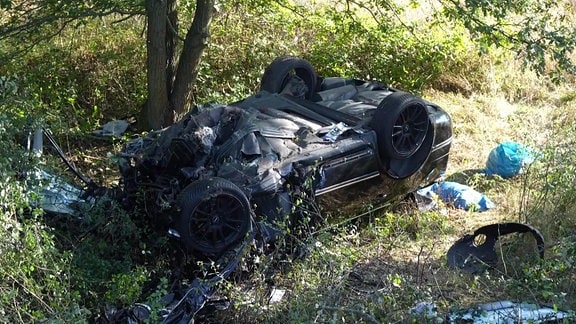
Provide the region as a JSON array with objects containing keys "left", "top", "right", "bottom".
[
  {"left": 485, "top": 142, "right": 534, "bottom": 178},
  {"left": 428, "top": 181, "right": 495, "bottom": 212}
]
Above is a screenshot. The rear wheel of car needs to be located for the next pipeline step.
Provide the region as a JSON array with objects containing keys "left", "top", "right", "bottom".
[
  {"left": 260, "top": 56, "right": 318, "bottom": 99},
  {"left": 370, "top": 91, "right": 430, "bottom": 161},
  {"left": 176, "top": 178, "right": 252, "bottom": 257}
]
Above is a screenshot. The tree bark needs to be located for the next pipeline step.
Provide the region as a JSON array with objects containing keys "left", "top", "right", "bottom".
[
  {"left": 169, "top": 0, "right": 215, "bottom": 122},
  {"left": 144, "top": 0, "right": 169, "bottom": 130},
  {"left": 142, "top": 0, "right": 214, "bottom": 129},
  {"left": 166, "top": 0, "right": 178, "bottom": 102}
]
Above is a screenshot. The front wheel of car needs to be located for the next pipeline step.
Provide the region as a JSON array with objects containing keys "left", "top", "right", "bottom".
[
  {"left": 370, "top": 91, "right": 430, "bottom": 161},
  {"left": 260, "top": 56, "right": 318, "bottom": 99},
  {"left": 176, "top": 178, "right": 252, "bottom": 257}
]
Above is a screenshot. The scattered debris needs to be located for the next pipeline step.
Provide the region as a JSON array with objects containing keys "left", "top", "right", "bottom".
[
  {"left": 447, "top": 222, "right": 545, "bottom": 273},
  {"left": 24, "top": 128, "right": 100, "bottom": 216},
  {"left": 409, "top": 300, "right": 573, "bottom": 323},
  {"left": 105, "top": 303, "right": 151, "bottom": 323},
  {"left": 322, "top": 122, "right": 348, "bottom": 142},
  {"left": 25, "top": 56, "right": 454, "bottom": 322}
]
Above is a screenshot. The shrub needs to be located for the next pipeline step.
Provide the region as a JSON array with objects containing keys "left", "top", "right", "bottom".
[
  {"left": 0, "top": 77, "right": 89, "bottom": 321},
  {"left": 0, "top": 19, "right": 147, "bottom": 133}
]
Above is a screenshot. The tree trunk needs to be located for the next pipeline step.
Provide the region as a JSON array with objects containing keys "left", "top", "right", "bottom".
[
  {"left": 166, "top": 0, "right": 178, "bottom": 104},
  {"left": 169, "top": 0, "right": 215, "bottom": 122},
  {"left": 144, "top": 0, "right": 169, "bottom": 130},
  {"left": 143, "top": 0, "right": 214, "bottom": 129}
]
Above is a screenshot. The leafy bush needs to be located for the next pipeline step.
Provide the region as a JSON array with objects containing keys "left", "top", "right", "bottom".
[
  {"left": 197, "top": 1, "right": 482, "bottom": 104},
  {"left": 497, "top": 100, "right": 576, "bottom": 309},
  {"left": 0, "top": 77, "right": 89, "bottom": 321},
  {"left": 309, "top": 21, "right": 472, "bottom": 92},
  {"left": 0, "top": 73, "right": 163, "bottom": 320},
  {"left": 0, "top": 19, "right": 146, "bottom": 133},
  {"left": 523, "top": 105, "right": 576, "bottom": 240}
]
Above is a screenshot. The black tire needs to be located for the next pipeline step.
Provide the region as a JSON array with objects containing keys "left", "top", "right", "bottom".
[
  {"left": 176, "top": 178, "right": 251, "bottom": 257},
  {"left": 370, "top": 92, "right": 430, "bottom": 160},
  {"left": 260, "top": 56, "right": 318, "bottom": 99}
]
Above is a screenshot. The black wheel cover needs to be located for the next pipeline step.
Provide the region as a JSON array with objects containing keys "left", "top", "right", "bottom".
[
  {"left": 370, "top": 92, "right": 430, "bottom": 160},
  {"left": 260, "top": 56, "right": 317, "bottom": 99},
  {"left": 177, "top": 178, "right": 251, "bottom": 256}
]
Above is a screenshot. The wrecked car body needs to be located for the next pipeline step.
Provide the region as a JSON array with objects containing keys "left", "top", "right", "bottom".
[
  {"left": 117, "top": 56, "right": 453, "bottom": 258},
  {"left": 27, "top": 56, "right": 453, "bottom": 321}
]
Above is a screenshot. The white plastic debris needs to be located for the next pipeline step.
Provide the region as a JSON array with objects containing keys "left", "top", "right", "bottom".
[{"left": 268, "top": 288, "right": 286, "bottom": 304}]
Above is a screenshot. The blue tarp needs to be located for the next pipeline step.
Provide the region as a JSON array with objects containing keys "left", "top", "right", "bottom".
[{"left": 418, "top": 181, "right": 495, "bottom": 212}]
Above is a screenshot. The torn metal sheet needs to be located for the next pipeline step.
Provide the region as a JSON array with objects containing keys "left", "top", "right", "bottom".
[
  {"left": 160, "top": 232, "right": 252, "bottom": 323},
  {"left": 447, "top": 223, "right": 545, "bottom": 273},
  {"left": 409, "top": 301, "right": 573, "bottom": 323},
  {"left": 447, "top": 300, "right": 572, "bottom": 323},
  {"left": 30, "top": 170, "right": 92, "bottom": 215},
  {"left": 24, "top": 128, "right": 98, "bottom": 216}
]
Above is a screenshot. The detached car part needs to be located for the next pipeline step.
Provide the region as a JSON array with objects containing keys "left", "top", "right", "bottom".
[
  {"left": 447, "top": 222, "right": 545, "bottom": 273},
  {"left": 31, "top": 170, "right": 92, "bottom": 216},
  {"left": 25, "top": 128, "right": 100, "bottom": 216},
  {"left": 447, "top": 300, "right": 572, "bottom": 323},
  {"left": 118, "top": 56, "right": 453, "bottom": 258}
]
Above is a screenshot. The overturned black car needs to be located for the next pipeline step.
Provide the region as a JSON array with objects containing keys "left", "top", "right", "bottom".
[{"left": 118, "top": 56, "right": 453, "bottom": 258}]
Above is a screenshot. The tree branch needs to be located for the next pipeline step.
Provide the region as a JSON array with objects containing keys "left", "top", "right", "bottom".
[{"left": 1, "top": 7, "right": 145, "bottom": 40}]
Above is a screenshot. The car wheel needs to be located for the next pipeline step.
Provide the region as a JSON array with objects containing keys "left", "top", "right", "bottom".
[
  {"left": 370, "top": 91, "right": 430, "bottom": 160},
  {"left": 260, "top": 56, "right": 318, "bottom": 99},
  {"left": 176, "top": 177, "right": 251, "bottom": 257}
]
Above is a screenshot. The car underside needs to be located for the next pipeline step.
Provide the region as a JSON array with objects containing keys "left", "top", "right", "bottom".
[{"left": 117, "top": 56, "right": 453, "bottom": 258}]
